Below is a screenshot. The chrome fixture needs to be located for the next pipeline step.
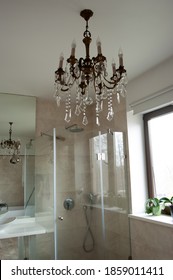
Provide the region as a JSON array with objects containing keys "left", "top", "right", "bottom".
[
  {"left": 41, "top": 132, "right": 65, "bottom": 141},
  {"left": 63, "top": 198, "right": 75, "bottom": 210},
  {"left": 54, "top": 9, "right": 127, "bottom": 126},
  {"left": 83, "top": 205, "right": 95, "bottom": 252},
  {"left": 0, "top": 122, "right": 21, "bottom": 164},
  {"left": 65, "top": 124, "right": 84, "bottom": 133}
]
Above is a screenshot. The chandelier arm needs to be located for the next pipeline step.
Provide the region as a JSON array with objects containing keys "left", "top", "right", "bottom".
[
  {"left": 60, "top": 76, "right": 76, "bottom": 92},
  {"left": 102, "top": 81, "right": 117, "bottom": 91},
  {"left": 60, "top": 87, "right": 70, "bottom": 92},
  {"left": 71, "top": 70, "right": 81, "bottom": 80},
  {"left": 102, "top": 74, "right": 122, "bottom": 86},
  {"left": 93, "top": 74, "right": 116, "bottom": 92}
]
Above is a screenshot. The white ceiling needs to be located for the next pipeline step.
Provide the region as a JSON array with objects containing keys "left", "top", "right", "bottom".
[{"left": 0, "top": 0, "right": 173, "bottom": 100}]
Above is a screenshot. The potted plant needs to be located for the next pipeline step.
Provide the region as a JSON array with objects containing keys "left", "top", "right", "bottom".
[
  {"left": 145, "top": 197, "right": 165, "bottom": 216},
  {"left": 159, "top": 196, "right": 173, "bottom": 217}
]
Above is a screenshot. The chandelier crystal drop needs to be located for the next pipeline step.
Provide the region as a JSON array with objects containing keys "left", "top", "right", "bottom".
[
  {"left": 0, "top": 122, "right": 21, "bottom": 164},
  {"left": 54, "top": 9, "right": 128, "bottom": 126}
]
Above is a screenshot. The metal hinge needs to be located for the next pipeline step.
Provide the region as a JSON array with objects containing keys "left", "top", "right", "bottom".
[{"left": 96, "top": 153, "right": 106, "bottom": 161}]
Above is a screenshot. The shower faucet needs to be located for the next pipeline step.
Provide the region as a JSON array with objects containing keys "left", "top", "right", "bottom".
[{"left": 88, "top": 193, "right": 96, "bottom": 205}]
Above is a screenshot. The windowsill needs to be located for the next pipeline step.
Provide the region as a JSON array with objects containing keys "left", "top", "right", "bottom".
[{"left": 129, "top": 213, "right": 173, "bottom": 228}]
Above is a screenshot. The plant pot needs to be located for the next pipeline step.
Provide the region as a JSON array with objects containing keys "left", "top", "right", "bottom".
[
  {"left": 152, "top": 205, "right": 162, "bottom": 216},
  {"left": 169, "top": 205, "right": 173, "bottom": 219},
  {"left": 145, "top": 198, "right": 162, "bottom": 216}
]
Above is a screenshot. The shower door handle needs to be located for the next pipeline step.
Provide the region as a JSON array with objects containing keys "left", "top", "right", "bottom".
[{"left": 58, "top": 216, "right": 63, "bottom": 221}]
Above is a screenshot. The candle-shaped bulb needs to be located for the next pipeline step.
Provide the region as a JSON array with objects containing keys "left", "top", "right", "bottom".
[
  {"left": 112, "top": 59, "right": 116, "bottom": 75},
  {"left": 96, "top": 37, "right": 102, "bottom": 55},
  {"left": 118, "top": 48, "right": 123, "bottom": 67},
  {"left": 59, "top": 52, "right": 64, "bottom": 68},
  {"left": 71, "top": 39, "right": 76, "bottom": 57}
]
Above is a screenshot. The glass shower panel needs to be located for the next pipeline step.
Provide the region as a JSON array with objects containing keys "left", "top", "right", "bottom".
[
  {"left": 31, "top": 129, "right": 55, "bottom": 259},
  {"left": 55, "top": 127, "right": 102, "bottom": 260},
  {"left": 54, "top": 128, "right": 131, "bottom": 260},
  {"left": 90, "top": 131, "right": 131, "bottom": 259},
  {"left": 24, "top": 139, "right": 35, "bottom": 217},
  {"left": 89, "top": 132, "right": 107, "bottom": 259},
  {"left": 104, "top": 131, "right": 130, "bottom": 259}
]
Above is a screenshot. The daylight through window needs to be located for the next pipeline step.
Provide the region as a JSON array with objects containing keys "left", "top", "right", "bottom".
[{"left": 144, "top": 105, "right": 173, "bottom": 198}]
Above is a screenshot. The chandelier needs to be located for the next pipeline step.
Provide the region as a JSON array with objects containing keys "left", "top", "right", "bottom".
[
  {"left": 54, "top": 9, "right": 128, "bottom": 126},
  {"left": 0, "top": 122, "right": 21, "bottom": 164}
]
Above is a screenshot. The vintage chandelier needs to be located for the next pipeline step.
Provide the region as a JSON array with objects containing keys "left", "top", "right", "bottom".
[{"left": 54, "top": 9, "right": 128, "bottom": 126}]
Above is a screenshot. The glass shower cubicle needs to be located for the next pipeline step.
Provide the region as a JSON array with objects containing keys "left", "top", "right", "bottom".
[{"left": 31, "top": 127, "right": 131, "bottom": 260}]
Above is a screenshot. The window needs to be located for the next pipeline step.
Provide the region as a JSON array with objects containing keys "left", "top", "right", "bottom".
[{"left": 143, "top": 105, "right": 173, "bottom": 198}]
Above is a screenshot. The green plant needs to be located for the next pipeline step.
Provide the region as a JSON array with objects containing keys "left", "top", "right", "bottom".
[
  {"left": 159, "top": 197, "right": 173, "bottom": 216},
  {"left": 145, "top": 197, "right": 164, "bottom": 216},
  {"left": 159, "top": 196, "right": 173, "bottom": 205}
]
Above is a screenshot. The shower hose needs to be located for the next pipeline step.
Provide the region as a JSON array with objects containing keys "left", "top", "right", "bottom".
[{"left": 83, "top": 205, "right": 95, "bottom": 252}]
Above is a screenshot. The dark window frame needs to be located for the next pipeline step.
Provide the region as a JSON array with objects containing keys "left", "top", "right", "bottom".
[{"left": 143, "top": 105, "right": 173, "bottom": 198}]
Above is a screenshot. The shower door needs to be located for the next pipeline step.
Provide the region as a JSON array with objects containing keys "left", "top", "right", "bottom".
[
  {"left": 89, "top": 131, "right": 131, "bottom": 259},
  {"left": 55, "top": 128, "right": 131, "bottom": 260},
  {"left": 24, "top": 139, "right": 35, "bottom": 217},
  {"left": 29, "top": 129, "right": 55, "bottom": 259},
  {"left": 55, "top": 127, "right": 93, "bottom": 260}
]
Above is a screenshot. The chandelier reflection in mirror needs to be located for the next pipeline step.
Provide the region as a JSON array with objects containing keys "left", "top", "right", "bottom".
[
  {"left": 0, "top": 122, "right": 21, "bottom": 164},
  {"left": 54, "top": 9, "right": 128, "bottom": 126}
]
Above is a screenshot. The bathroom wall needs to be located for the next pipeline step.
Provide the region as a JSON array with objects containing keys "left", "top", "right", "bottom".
[
  {"left": 0, "top": 156, "right": 24, "bottom": 206},
  {"left": 0, "top": 237, "right": 18, "bottom": 259},
  {"left": 130, "top": 217, "right": 173, "bottom": 259},
  {"left": 127, "top": 55, "right": 173, "bottom": 110},
  {"left": 127, "top": 56, "right": 173, "bottom": 260}
]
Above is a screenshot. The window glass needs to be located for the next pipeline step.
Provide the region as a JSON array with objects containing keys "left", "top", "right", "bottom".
[
  {"left": 148, "top": 113, "right": 173, "bottom": 197},
  {"left": 144, "top": 106, "right": 173, "bottom": 198}
]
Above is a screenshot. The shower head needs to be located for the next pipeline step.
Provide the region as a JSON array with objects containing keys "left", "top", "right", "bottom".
[
  {"left": 26, "top": 139, "right": 34, "bottom": 149},
  {"left": 65, "top": 124, "right": 84, "bottom": 133}
]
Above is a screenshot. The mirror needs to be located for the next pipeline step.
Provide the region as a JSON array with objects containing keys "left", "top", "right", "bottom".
[{"left": 0, "top": 93, "right": 36, "bottom": 207}]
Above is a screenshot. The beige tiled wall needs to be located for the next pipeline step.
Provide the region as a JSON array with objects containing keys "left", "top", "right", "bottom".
[
  {"left": 0, "top": 238, "right": 18, "bottom": 259},
  {"left": 0, "top": 156, "right": 24, "bottom": 206},
  {"left": 130, "top": 218, "right": 173, "bottom": 259}
]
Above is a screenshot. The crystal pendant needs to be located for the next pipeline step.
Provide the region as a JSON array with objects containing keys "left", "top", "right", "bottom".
[
  {"left": 56, "top": 95, "right": 61, "bottom": 107},
  {"left": 116, "top": 84, "right": 123, "bottom": 94},
  {"left": 96, "top": 116, "right": 100, "bottom": 126},
  {"left": 122, "top": 73, "right": 128, "bottom": 85},
  {"left": 85, "top": 96, "right": 93, "bottom": 105},
  {"left": 82, "top": 115, "right": 88, "bottom": 126},
  {"left": 101, "top": 87, "right": 107, "bottom": 99},
  {"left": 64, "top": 109, "right": 71, "bottom": 123},
  {"left": 96, "top": 101, "right": 103, "bottom": 113},
  {"left": 117, "top": 92, "right": 120, "bottom": 103},
  {"left": 121, "top": 87, "right": 127, "bottom": 98},
  {"left": 75, "top": 104, "right": 81, "bottom": 116},
  {"left": 107, "top": 108, "right": 114, "bottom": 121}
]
